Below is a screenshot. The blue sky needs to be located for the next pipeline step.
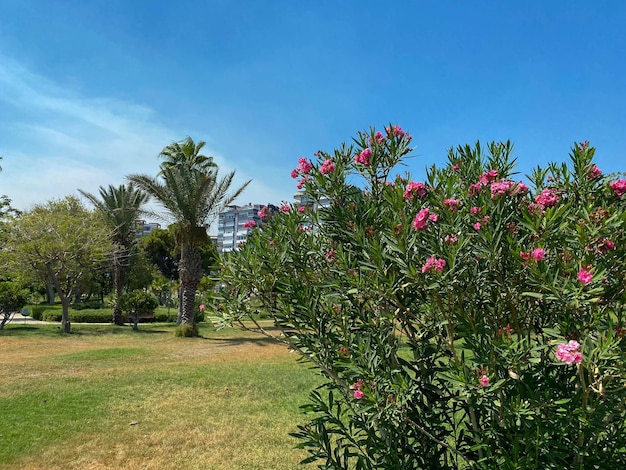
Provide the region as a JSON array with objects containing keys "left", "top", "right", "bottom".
[{"left": 1, "top": 0, "right": 625, "bottom": 224}]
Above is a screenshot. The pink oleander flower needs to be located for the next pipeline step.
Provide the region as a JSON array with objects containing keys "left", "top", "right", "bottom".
[
  {"left": 199, "top": 304, "right": 206, "bottom": 312},
  {"left": 325, "top": 250, "right": 336, "bottom": 261},
  {"left": 443, "top": 198, "right": 462, "bottom": 211},
  {"left": 474, "top": 222, "right": 482, "bottom": 231},
  {"left": 412, "top": 208, "right": 430, "bottom": 230},
  {"left": 279, "top": 204, "right": 290, "bottom": 214},
  {"left": 535, "top": 189, "right": 559, "bottom": 208},
  {"left": 298, "top": 157, "right": 313, "bottom": 174},
  {"left": 386, "top": 125, "right": 405, "bottom": 137},
  {"left": 297, "top": 206, "right": 306, "bottom": 213},
  {"left": 369, "top": 131, "right": 385, "bottom": 144},
  {"left": 428, "top": 213, "right": 439, "bottom": 222},
  {"left": 257, "top": 206, "right": 268, "bottom": 221},
  {"left": 555, "top": 340, "right": 583, "bottom": 364},
  {"left": 242, "top": 220, "right": 257, "bottom": 229},
  {"left": 520, "top": 251, "right": 531, "bottom": 262},
  {"left": 444, "top": 235, "right": 458, "bottom": 243},
  {"left": 320, "top": 159, "right": 335, "bottom": 175},
  {"left": 470, "top": 206, "right": 482, "bottom": 214},
  {"left": 610, "top": 179, "right": 626, "bottom": 196},
  {"left": 479, "top": 375, "right": 489, "bottom": 387},
  {"left": 468, "top": 182, "right": 483, "bottom": 197},
  {"left": 354, "top": 148, "right": 372, "bottom": 166},
  {"left": 452, "top": 163, "right": 460, "bottom": 171},
  {"left": 588, "top": 165, "right": 602, "bottom": 179},
  {"left": 480, "top": 169, "right": 499, "bottom": 185},
  {"left": 490, "top": 180, "right": 514, "bottom": 199},
  {"left": 482, "top": 215, "right": 490, "bottom": 223},
  {"left": 577, "top": 268, "right": 593, "bottom": 285},
  {"left": 512, "top": 181, "right": 529, "bottom": 195},
  {"left": 528, "top": 202, "right": 545, "bottom": 216},
  {"left": 290, "top": 169, "right": 300, "bottom": 179},
  {"left": 422, "top": 256, "right": 446, "bottom": 273},
  {"left": 296, "top": 176, "right": 311, "bottom": 189},
  {"left": 532, "top": 248, "right": 545, "bottom": 261},
  {"left": 353, "top": 390, "right": 364, "bottom": 399},
  {"left": 404, "top": 181, "right": 427, "bottom": 200}
]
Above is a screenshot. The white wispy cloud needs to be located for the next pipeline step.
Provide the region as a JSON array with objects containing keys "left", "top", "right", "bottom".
[{"left": 0, "top": 55, "right": 289, "bottom": 225}]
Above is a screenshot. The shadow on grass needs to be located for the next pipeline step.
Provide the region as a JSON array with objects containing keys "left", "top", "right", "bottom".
[{"left": 1, "top": 323, "right": 173, "bottom": 337}]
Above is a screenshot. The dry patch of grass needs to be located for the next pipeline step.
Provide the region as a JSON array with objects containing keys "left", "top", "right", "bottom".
[{"left": 0, "top": 324, "right": 320, "bottom": 469}]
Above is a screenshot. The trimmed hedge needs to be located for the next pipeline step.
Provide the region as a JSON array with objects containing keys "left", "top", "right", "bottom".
[{"left": 41, "top": 309, "right": 112, "bottom": 323}]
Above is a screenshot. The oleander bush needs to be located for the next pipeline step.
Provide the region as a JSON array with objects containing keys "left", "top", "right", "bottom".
[{"left": 220, "top": 126, "right": 626, "bottom": 469}]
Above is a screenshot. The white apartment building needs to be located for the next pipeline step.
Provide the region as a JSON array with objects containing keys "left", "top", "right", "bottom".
[{"left": 216, "top": 204, "right": 264, "bottom": 253}]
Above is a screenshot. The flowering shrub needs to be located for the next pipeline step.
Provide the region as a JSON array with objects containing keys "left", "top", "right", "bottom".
[{"left": 219, "top": 128, "right": 626, "bottom": 469}]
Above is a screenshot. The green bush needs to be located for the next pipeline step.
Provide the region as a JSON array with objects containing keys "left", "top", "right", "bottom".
[
  {"left": 154, "top": 310, "right": 176, "bottom": 322},
  {"left": 221, "top": 128, "right": 626, "bottom": 469},
  {"left": 42, "top": 310, "right": 62, "bottom": 322},
  {"left": 119, "top": 290, "right": 158, "bottom": 330},
  {"left": 35, "top": 306, "right": 112, "bottom": 323},
  {"left": 69, "top": 310, "right": 111, "bottom": 323},
  {"left": 71, "top": 300, "right": 104, "bottom": 310},
  {"left": 175, "top": 323, "right": 199, "bottom": 337}
]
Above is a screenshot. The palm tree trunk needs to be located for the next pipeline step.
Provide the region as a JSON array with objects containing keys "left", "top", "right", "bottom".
[
  {"left": 112, "top": 249, "right": 128, "bottom": 326},
  {"left": 178, "top": 244, "right": 202, "bottom": 325}
]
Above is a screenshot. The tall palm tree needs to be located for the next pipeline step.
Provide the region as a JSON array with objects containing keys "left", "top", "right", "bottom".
[
  {"left": 128, "top": 148, "right": 250, "bottom": 327},
  {"left": 79, "top": 184, "right": 149, "bottom": 325},
  {"left": 158, "top": 136, "right": 216, "bottom": 173}
]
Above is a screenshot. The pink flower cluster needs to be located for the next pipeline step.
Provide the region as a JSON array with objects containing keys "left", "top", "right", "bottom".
[
  {"left": 534, "top": 189, "right": 560, "bottom": 208},
  {"left": 369, "top": 131, "right": 385, "bottom": 145},
  {"left": 555, "top": 340, "right": 583, "bottom": 364},
  {"left": 413, "top": 208, "right": 438, "bottom": 230},
  {"left": 422, "top": 257, "right": 446, "bottom": 273},
  {"left": 320, "top": 159, "right": 336, "bottom": 175},
  {"left": 587, "top": 165, "right": 602, "bottom": 179},
  {"left": 404, "top": 181, "right": 427, "bottom": 200},
  {"left": 479, "top": 375, "right": 490, "bottom": 387},
  {"left": 242, "top": 220, "right": 256, "bottom": 229},
  {"left": 520, "top": 248, "right": 545, "bottom": 262},
  {"left": 444, "top": 234, "right": 458, "bottom": 244},
  {"left": 257, "top": 205, "right": 269, "bottom": 221},
  {"left": 354, "top": 148, "right": 372, "bottom": 166},
  {"left": 490, "top": 180, "right": 514, "bottom": 198},
  {"left": 468, "top": 183, "right": 483, "bottom": 197},
  {"left": 577, "top": 267, "right": 593, "bottom": 285},
  {"left": 610, "top": 179, "right": 626, "bottom": 196},
  {"left": 352, "top": 379, "right": 365, "bottom": 399},
  {"left": 296, "top": 176, "right": 311, "bottom": 190},
  {"left": 489, "top": 180, "right": 528, "bottom": 199},
  {"left": 279, "top": 203, "right": 290, "bottom": 214},
  {"left": 291, "top": 157, "right": 313, "bottom": 179},
  {"left": 480, "top": 169, "right": 499, "bottom": 185},
  {"left": 386, "top": 125, "right": 405, "bottom": 137},
  {"left": 443, "top": 198, "right": 462, "bottom": 211}
]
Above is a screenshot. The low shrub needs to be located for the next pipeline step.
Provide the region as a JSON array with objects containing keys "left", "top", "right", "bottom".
[
  {"left": 71, "top": 300, "right": 105, "bottom": 310},
  {"left": 174, "top": 323, "right": 199, "bottom": 337}
]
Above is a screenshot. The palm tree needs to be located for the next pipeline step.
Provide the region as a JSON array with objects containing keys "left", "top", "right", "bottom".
[
  {"left": 128, "top": 144, "right": 250, "bottom": 328},
  {"left": 79, "top": 184, "right": 148, "bottom": 325},
  {"left": 158, "top": 136, "right": 217, "bottom": 173}
]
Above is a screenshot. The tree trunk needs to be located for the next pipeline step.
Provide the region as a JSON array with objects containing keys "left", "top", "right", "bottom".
[
  {"left": 112, "top": 249, "right": 128, "bottom": 326},
  {"left": 60, "top": 294, "right": 71, "bottom": 334},
  {"left": 178, "top": 244, "right": 202, "bottom": 325},
  {"left": 46, "top": 279, "right": 55, "bottom": 305}
]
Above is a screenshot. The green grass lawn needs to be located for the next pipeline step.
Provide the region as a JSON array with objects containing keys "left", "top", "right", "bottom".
[{"left": 0, "top": 323, "right": 321, "bottom": 469}]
